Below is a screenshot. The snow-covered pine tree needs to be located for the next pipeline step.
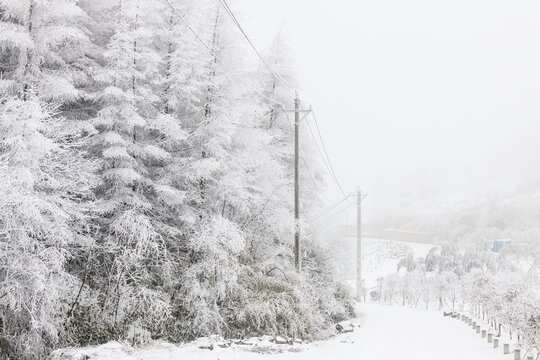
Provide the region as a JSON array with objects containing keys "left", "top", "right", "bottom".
[
  {"left": 68, "top": 0, "right": 179, "bottom": 342},
  {"left": 157, "top": 0, "right": 251, "bottom": 339},
  {"left": 0, "top": 0, "right": 97, "bottom": 358}
]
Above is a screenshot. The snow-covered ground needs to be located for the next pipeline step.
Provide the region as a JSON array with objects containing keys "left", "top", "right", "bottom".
[
  {"left": 53, "top": 239, "right": 531, "bottom": 360},
  {"left": 334, "top": 237, "right": 436, "bottom": 290},
  {"left": 52, "top": 303, "right": 517, "bottom": 360},
  {"left": 362, "top": 237, "right": 434, "bottom": 286}
]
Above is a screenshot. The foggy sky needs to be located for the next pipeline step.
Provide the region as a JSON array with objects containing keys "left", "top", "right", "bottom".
[{"left": 236, "top": 0, "right": 540, "bottom": 210}]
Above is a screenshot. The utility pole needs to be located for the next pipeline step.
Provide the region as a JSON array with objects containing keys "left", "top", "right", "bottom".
[
  {"left": 282, "top": 96, "right": 311, "bottom": 273},
  {"left": 356, "top": 190, "right": 367, "bottom": 301},
  {"left": 294, "top": 96, "right": 300, "bottom": 272}
]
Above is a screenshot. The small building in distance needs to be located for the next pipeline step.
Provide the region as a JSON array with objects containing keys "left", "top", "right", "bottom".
[
  {"left": 485, "top": 239, "right": 529, "bottom": 253},
  {"left": 485, "top": 239, "right": 512, "bottom": 253},
  {"left": 379, "top": 229, "right": 432, "bottom": 244}
]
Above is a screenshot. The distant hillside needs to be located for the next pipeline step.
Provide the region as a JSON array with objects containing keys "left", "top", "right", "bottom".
[{"left": 369, "top": 179, "right": 540, "bottom": 251}]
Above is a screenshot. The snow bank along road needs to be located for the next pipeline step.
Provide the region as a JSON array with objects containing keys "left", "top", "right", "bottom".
[{"left": 53, "top": 303, "right": 513, "bottom": 360}]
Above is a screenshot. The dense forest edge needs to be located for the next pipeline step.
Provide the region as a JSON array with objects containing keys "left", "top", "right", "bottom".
[{"left": 0, "top": 1, "right": 354, "bottom": 359}]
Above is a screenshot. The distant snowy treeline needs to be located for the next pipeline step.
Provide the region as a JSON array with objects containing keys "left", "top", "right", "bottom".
[
  {"left": 373, "top": 247, "right": 540, "bottom": 358},
  {"left": 0, "top": 1, "right": 353, "bottom": 359},
  {"left": 370, "top": 175, "right": 540, "bottom": 252}
]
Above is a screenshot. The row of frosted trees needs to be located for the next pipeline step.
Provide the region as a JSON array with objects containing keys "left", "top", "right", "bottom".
[
  {"left": 0, "top": 1, "right": 353, "bottom": 358},
  {"left": 374, "top": 247, "right": 540, "bottom": 358}
]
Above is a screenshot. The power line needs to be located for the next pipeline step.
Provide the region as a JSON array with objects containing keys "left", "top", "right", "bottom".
[
  {"left": 283, "top": 106, "right": 347, "bottom": 206},
  {"left": 310, "top": 107, "right": 341, "bottom": 182},
  {"left": 312, "top": 201, "right": 356, "bottom": 228},
  {"left": 160, "top": 0, "right": 284, "bottom": 106},
  {"left": 310, "top": 107, "right": 349, "bottom": 198},
  {"left": 320, "top": 202, "right": 355, "bottom": 223},
  {"left": 283, "top": 111, "right": 321, "bottom": 193},
  {"left": 309, "top": 193, "right": 353, "bottom": 221},
  {"left": 162, "top": 0, "right": 225, "bottom": 69},
  {"left": 297, "top": 101, "right": 349, "bottom": 199},
  {"left": 304, "top": 112, "right": 336, "bottom": 185},
  {"left": 217, "top": 0, "right": 295, "bottom": 93}
]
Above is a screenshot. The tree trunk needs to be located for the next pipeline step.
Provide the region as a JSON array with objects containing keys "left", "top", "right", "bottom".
[{"left": 22, "top": 1, "right": 35, "bottom": 100}]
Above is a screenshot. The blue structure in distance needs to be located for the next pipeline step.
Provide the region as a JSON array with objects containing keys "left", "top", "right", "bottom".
[{"left": 485, "top": 239, "right": 512, "bottom": 253}]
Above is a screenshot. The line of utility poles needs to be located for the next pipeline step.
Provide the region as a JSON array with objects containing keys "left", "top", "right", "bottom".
[
  {"left": 356, "top": 190, "right": 367, "bottom": 301},
  {"left": 285, "top": 96, "right": 365, "bottom": 291}
]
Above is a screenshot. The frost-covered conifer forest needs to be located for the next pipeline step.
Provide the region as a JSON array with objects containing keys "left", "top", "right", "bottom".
[
  {"left": 0, "top": 0, "right": 354, "bottom": 358},
  {"left": 1, "top": 0, "right": 540, "bottom": 360}
]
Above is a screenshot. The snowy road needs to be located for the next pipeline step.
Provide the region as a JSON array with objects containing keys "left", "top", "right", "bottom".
[
  {"left": 55, "top": 304, "right": 514, "bottom": 360},
  {"left": 258, "top": 303, "right": 510, "bottom": 360},
  {"left": 326, "top": 304, "right": 509, "bottom": 360}
]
